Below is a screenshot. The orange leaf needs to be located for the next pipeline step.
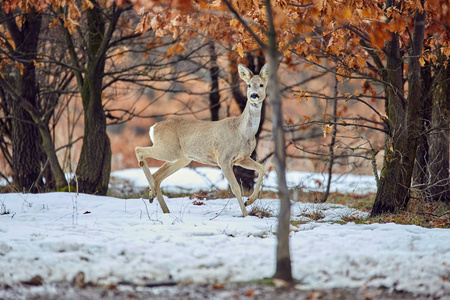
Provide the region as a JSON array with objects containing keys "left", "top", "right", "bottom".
[
  {"left": 236, "top": 42, "right": 244, "bottom": 58},
  {"left": 342, "top": 8, "right": 352, "bottom": 20},
  {"left": 135, "top": 14, "right": 151, "bottom": 33},
  {"left": 173, "top": 0, "right": 193, "bottom": 12},
  {"left": 167, "top": 43, "right": 185, "bottom": 58},
  {"left": 15, "top": 62, "right": 24, "bottom": 75},
  {"left": 300, "top": 115, "right": 311, "bottom": 124},
  {"left": 82, "top": 0, "right": 94, "bottom": 10}
]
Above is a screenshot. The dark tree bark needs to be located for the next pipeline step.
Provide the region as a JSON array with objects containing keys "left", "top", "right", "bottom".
[
  {"left": 427, "top": 61, "right": 450, "bottom": 203},
  {"left": 3, "top": 9, "right": 43, "bottom": 192},
  {"left": 412, "top": 64, "right": 433, "bottom": 187},
  {"left": 0, "top": 9, "right": 70, "bottom": 191},
  {"left": 371, "top": 2, "right": 426, "bottom": 216},
  {"left": 0, "top": 89, "right": 13, "bottom": 182},
  {"left": 0, "top": 76, "right": 69, "bottom": 190},
  {"left": 209, "top": 42, "right": 220, "bottom": 121},
  {"left": 69, "top": 4, "right": 120, "bottom": 194}
]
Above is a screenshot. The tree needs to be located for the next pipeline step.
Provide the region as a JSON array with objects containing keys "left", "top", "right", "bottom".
[
  {"left": 0, "top": 5, "right": 44, "bottom": 192},
  {"left": 371, "top": 0, "right": 426, "bottom": 215},
  {"left": 427, "top": 61, "right": 450, "bottom": 203},
  {"left": 262, "top": 0, "right": 293, "bottom": 282},
  {"left": 132, "top": 0, "right": 294, "bottom": 283},
  {"left": 270, "top": 0, "right": 449, "bottom": 214},
  {"left": 60, "top": 2, "right": 119, "bottom": 194}
]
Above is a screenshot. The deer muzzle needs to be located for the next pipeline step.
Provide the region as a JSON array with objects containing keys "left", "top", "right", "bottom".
[{"left": 250, "top": 93, "right": 260, "bottom": 99}]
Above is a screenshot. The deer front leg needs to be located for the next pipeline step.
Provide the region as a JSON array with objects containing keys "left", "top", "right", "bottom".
[
  {"left": 135, "top": 147, "right": 170, "bottom": 213},
  {"left": 235, "top": 158, "right": 265, "bottom": 207},
  {"left": 220, "top": 162, "right": 248, "bottom": 217}
]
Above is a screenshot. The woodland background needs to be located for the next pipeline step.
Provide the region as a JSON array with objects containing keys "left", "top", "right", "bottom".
[{"left": 0, "top": 1, "right": 449, "bottom": 221}]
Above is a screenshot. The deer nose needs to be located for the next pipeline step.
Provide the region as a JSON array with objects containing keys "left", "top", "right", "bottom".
[{"left": 250, "top": 93, "right": 259, "bottom": 99}]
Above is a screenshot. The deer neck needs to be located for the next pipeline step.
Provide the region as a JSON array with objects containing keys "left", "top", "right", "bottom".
[{"left": 237, "top": 99, "right": 262, "bottom": 137}]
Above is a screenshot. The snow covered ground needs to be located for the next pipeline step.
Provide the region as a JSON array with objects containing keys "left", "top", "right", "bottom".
[
  {"left": 111, "top": 167, "right": 378, "bottom": 195},
  {"left": 1, "top": 168, "right": 450, "bottom": 297}
]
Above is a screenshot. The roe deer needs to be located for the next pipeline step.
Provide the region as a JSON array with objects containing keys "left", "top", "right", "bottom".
[{"left": 135, "top": 63, "right": 269, "bottom": 217}]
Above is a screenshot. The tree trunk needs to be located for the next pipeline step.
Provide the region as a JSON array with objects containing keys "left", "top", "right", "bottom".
[
  {"left": 371, "top": 3, "right": 426, "bottom": 216},
  {"left": 74, "top": 5, "right": 114, "bottom": 195},
  {"left": 412, "top": 64, "right": 433, "bottom": 187},
  {"left": 321, "top": 71, "right": 338, "bottom": 202},
  {"left": 264, "top": 0, "right": 293, "bottom": 284},
  {"left": 427, "top": 61, "right": 450, "bottom": 203},
  {"left": 209, "top": 42, "right": 220, "bottom": 121},
  {"left": 5, "top": 9, "right": 43, "bottom": 192}
]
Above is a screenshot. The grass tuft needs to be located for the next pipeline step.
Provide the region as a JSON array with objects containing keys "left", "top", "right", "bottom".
[{"left": 248, "top": 203, "right": 274, "bottom": 218}]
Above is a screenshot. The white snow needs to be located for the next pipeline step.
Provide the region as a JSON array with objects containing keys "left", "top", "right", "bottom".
[
  {"left": 111, "top": 167, "right": 378, "bottom": 194},
  {"left": 1, "top": 168, "right": 449, "bottom": 297}
]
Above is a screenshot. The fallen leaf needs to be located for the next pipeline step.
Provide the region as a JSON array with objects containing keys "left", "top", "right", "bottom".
[{"left": 212, "top": 283, "right": 224, "bottom": 289}]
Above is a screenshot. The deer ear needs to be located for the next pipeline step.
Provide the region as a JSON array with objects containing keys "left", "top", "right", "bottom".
[
  {"left": 259, "top": 63, "right": 269, "bottom": 82},
  {"left": 238, "top": 64, "right": 253, "bottom": 83}
]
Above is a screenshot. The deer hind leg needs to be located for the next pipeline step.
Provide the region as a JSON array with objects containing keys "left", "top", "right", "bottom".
[
  {"left": 135, "top": 146, "right": 157, "bottom": 198},
  {"left": 135, "top": 146, "right": 174, "bottom": 213},
  {"left": 220, "top": 162, "right": 248, "bottom": 217},
  {"left": 152, "top": 158, "right": 192, "bottom": 209},
  {"left": 235, "top": 157, "right": 265, "bottom": 207}
]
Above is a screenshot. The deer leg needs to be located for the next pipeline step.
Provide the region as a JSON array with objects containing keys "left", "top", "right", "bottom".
[
  {"left": 235, "top": 157, "right": 265, "bottom": 206},
  {"left": 136, "top": 146, "right": 173, "bottom": 213},
  {"left": 152, "top": 158, "right": 192, "bottom": 209},
  {"left": 135, "top": 147, "right": 157, "bottom": 200},
  {"left": 220, "top": 162, "right": 248, "bottom": 217}
]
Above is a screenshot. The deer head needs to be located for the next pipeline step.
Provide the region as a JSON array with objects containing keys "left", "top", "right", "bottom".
[{"left": 238, "top": 64, "right": 270, "bottom": 104}]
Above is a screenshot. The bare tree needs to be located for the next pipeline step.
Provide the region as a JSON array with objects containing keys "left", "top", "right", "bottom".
[{"left": 0, "top": 7, "right": 43, "bottom": 192}]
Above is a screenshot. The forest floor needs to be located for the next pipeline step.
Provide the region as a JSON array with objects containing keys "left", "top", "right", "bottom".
[
  {"left": 1, "top": 281, "right": 445, "bottom": 300},
  {"left": 2, "top": 177, "right": 449, "bottom": 299}
]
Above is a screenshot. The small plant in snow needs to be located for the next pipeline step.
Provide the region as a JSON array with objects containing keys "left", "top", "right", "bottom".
[
  {"left": 248, "top": 203, "right": 274, "bottom": 219},
  {"left": 297, "top": 206, "right": 326, "bottom": 221},
  {"left": 338, "top": 209, "right": 367, "bottom": 224},
  {"left": 1, "top": 200, "right": 10, "bottom": 215}
]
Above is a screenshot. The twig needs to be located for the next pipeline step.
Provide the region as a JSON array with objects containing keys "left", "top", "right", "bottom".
[
  {"left": 140, "top": 198, "right": 163, "bottom": 224},
  {"left": 209, "top": 198, "right": 233, "bottom": 221}
]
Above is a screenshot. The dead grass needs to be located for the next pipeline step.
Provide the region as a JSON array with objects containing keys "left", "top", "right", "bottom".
[
  {"left": 298, "top": 209, "right": 325, "bottom": 221},
  {"left": 290, "top": 190, "right": 450, "bottom": 228},
  {"left": 248, "top": 203, "right": 274, "bottom": 218}
]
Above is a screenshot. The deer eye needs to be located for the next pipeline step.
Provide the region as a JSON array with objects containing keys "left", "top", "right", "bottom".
[{"left": 260, "top": 84, "right": 264, "bottom": 87}]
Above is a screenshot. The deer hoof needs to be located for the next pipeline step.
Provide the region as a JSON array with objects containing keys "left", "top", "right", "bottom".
[
  {"left": 149, "top": 197, "right": 154, "bottom": 204},
  {"left": 244, "top": 199, "right": 248, "bottom": 207},
  {"left": 139, "top": 161, "right": 144, "bottom": 167}
]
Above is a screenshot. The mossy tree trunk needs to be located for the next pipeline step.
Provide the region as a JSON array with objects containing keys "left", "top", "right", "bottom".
[
  {"left": 371, "top": 3, "right": 426, "bottom": 216},
  {"left": 64, "top": 4, "right": 122, "bottom": 194},
  {"left": 412, "top": 64, "right": 432, "bottom": 187},
  {"left": 75, "top": 5, "right": 118, "bottom": 194},
  {"left": 428, "top": 61, "right": 450, "bottom": 203}
]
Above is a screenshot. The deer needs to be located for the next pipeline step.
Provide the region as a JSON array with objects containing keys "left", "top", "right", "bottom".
[{"left": 135, "top": 63, "right": 269, "bottom": 217}]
